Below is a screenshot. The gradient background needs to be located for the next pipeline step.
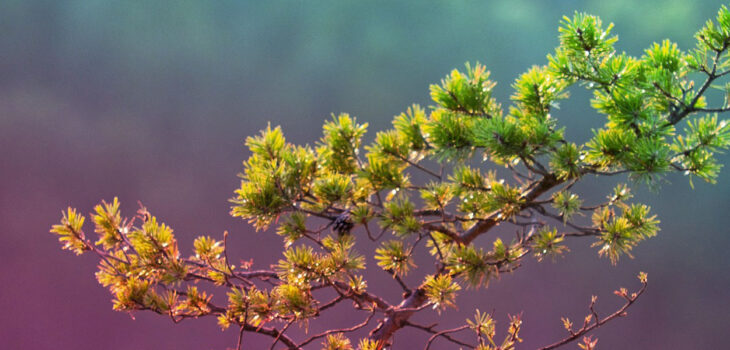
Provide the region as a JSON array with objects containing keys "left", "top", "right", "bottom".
[{"left": 2, "top": 1, "right": 729, "bottom": 349}]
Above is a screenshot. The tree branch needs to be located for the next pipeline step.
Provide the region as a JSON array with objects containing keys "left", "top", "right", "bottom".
[
  {"left": 423, "top": 324, "right": 471, "bottom": 350},
  {"left": 297, "top": 309, "right": 376, "bottom": 348},
  {"left": 537, "top": 278, "right": 648, "bottom": 350},
  {"left": 404, "top": 321, "right": 475, "bottom": 349}
]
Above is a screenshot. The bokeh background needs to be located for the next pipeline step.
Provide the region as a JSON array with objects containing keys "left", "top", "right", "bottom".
[{"left": 2, "top": 0, "right": 729, "bottom": 349}]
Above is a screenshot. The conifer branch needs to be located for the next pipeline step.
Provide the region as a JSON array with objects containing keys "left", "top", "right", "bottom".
[
  {"left": 49, "top": 6, "right": 730, "bottom": 349},
  {"left": 537, "top": 276, "right": 648, "bottom": 350}
]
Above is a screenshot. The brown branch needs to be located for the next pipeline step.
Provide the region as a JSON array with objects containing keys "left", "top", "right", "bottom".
[
  {"left": 270, "top": 318, "right": 296, "bottom": 350},
  {"left": 309, "top": 281, "right": 392, "bottom": 312},
  {"left": 532, "top": 205, "right": 600, "bottom": 234},
  {"left": 666, "top": 46, "right": 726, "bottom": 126},
  {"left": 537, "top": 278, "right": 648, "bottom": 350},
  {"left": 369, "top": 288, "right": 428, "bottom": 349},
  {"left": 317, "top": 295, "right": 346, "bottom": 314},
  {"left": 237, "top": 323, "right": 298, "bottom": 349},
  {"left": 296, "top": 309, "right": 376, "bottom": 348},
  {"left": 386, "top": 269, "right": 412, "bottom": 294},
  {"left": 422, "top": 223, "right": 461, "bottom": 243},
  {"left": 423, "top": 324, "right": 471, "bottom": 350},
  {"left": 461, "top": 174, "right": 562, "bottom": 244},
  {"left": 404, "top": 321, "right": 476, "bottom": 349},
  {"left": 236, "top": 325, "right": 246, "bottom": 350},
  {"left": 386, "top": 150, "right": 442, "bottom": 179},
  {"left": 222, "top": 231, "right": 254, "bottom": 288}
]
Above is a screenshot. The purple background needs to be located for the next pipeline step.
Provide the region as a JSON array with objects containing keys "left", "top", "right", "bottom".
[{"left": 2, "top": 1, "right": 729, "bottom": 349}]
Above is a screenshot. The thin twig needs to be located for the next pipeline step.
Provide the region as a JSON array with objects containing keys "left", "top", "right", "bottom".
[
  {"left": 270, "top": 318, "right": 296, "bottom": 350},
  {"left": 424, "top": 325, "right": 471, "bottom": 350},
  {"left": 297, "top": 309, "right": 376, "bottom": 348},
  {"left": 405, "top": 321, "right": 476, "bottom": 349},
  {"left": 537, "top": 280, "right": 648, "bottom": 350},
  {"left": 236, "top": 325, "right": 245, "bottom": 350}
]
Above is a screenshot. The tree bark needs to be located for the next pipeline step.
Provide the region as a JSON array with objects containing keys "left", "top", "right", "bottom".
[{"left": 370, "top": 288, "right": 427, "bottom": 349}]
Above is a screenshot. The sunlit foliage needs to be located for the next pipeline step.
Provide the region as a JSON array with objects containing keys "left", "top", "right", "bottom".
[{"left": 51, "top": 6, "right": 730, "bottom": 350}]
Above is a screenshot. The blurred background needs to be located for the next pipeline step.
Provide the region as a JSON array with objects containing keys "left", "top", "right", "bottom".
[{"left": 1, "top": 0, "right": 729, "bottom": 349}]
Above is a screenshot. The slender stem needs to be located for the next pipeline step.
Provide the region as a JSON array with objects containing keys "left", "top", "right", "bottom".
[
  {"left": 424, "top": 325, "right": 470, "bottom": 350},
  {"left": 297, "top": 310, "right": 376, "bottom": 348},
  {"left": 270, "top": 319, "right": 296, "bottom": 350},
  {"left": 236, "top": 325, "right": 245, "bottom": 350},
  {"left": 537, "top": 281, "right": 648, "bottom": 350},
  {"left": 405, "top": 322, "right": 476, "bottom": 349}
]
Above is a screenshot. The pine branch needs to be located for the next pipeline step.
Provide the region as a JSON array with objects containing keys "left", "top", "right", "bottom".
[{"left": 538, "top": 276, "right": 648, "bottom": 350}]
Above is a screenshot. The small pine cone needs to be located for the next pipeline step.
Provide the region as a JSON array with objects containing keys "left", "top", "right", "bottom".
[{"left": 333, "top": 211, "right": 354, "bottom": 236}]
